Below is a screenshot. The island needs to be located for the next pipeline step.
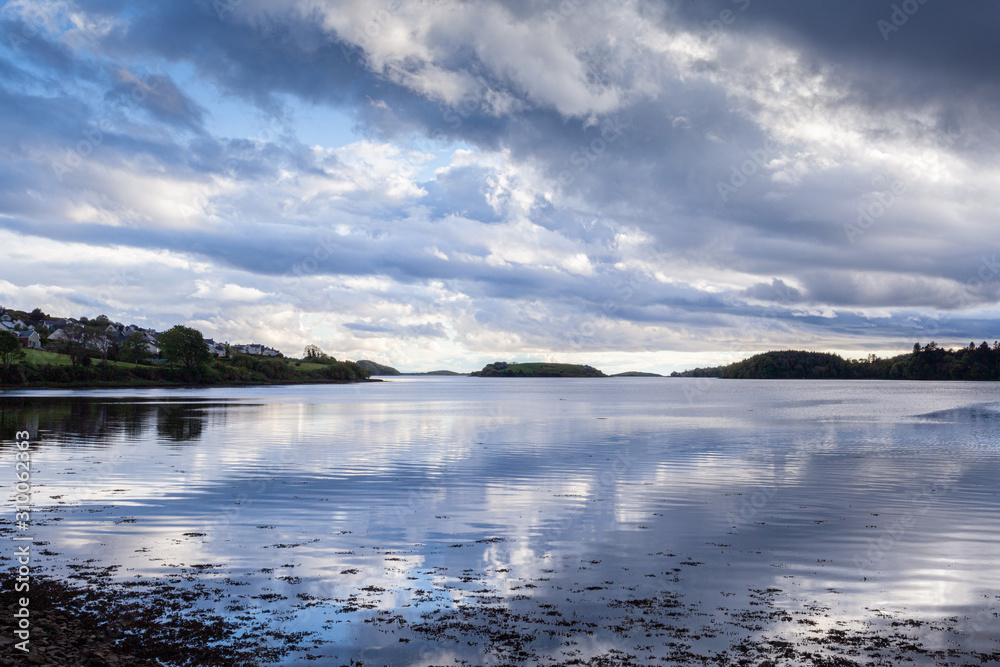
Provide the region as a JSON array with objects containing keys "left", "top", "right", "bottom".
[
  {"left": 356, "top": 359, "right": 402, "bottom": 376},
  {"left": 471, "top": 361, "right": 606, "bottom": 377}
]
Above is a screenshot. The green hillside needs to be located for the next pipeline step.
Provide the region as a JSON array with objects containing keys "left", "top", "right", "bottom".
[
  {"left": 356, "top": 359, "right": 401, "bottom": 375},
  {"left": 3, "top": 349, "right": 371, "bottom": 388},
  {"left": 611, "top": 371, "right": 663, "bottom": 377}
]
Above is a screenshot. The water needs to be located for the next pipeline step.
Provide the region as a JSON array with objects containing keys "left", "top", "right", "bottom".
[{"left": 2, "top": 378, "right": 999, "bottom": 664}]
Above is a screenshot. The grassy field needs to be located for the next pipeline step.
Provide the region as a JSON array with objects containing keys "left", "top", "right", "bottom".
[
  {"left": 286, "top": 360, "right": 330, "bottom": 371},
  {"left": 25, "top": 349, "right": 327, "bottom": 371},
  {"left": 9, "top": 349, "right": 372, "bottom": 388},
  {"left": 24, "top": 349, "right": 138, "bottom": 368},
  {"left": 24, "top": 349, "right": 73, "bottom": 366}
]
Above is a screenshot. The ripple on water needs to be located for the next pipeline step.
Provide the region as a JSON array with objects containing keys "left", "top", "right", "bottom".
[{"left": 1, "top": 379, "right": 998, "bottom": 663}]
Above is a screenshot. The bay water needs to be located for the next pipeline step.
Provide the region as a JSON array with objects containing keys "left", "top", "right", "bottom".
[{"left": 2, "top": 378, "right": 999, "bottom": 664}]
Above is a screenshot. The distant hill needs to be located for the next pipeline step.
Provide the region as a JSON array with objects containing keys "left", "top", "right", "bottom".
[
  {"left": 671, "top": 343, "right": 1000, "bottom": 380},
  {"left": 355, "top": 359, "right": 401, "bottom": 375},
  {"left": 670, "top": 366, "right": 725, "bottom": 378},
  {"left": 399, "top": 370, "right": 466, "bottom": 376},
  {"left": 611, "top": 371, "right": 662, "bottom": 377},
  {"left": 471, "top": 361, "right": 606, "bottom": 377},
  {"left": 717, "top": 350, "right": 850, "bottom": 379}
]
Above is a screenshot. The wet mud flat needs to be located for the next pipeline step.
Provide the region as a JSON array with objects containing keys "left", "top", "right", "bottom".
[
  {"left": 0, "top": 565, "right": 308, "bottom": 666},
  {"left": 300, "top": 547, "right": 1000, "bottom": 666},
  {"left": 4, "top": 553, "right": 998, "bottom": 667}
]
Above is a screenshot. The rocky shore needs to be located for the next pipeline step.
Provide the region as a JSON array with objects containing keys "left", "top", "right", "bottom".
[{"left": 0, "top": 569, "right": 297, "bottom": 666}]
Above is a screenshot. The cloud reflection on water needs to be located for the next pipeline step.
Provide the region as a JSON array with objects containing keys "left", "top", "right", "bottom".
[{"left": 1, "top": 379, "right": 998, "bottom": 662}]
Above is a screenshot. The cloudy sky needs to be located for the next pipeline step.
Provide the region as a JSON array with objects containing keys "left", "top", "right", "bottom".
[{"left": 1, "top": 0, "right": 998, "bottom": 373}]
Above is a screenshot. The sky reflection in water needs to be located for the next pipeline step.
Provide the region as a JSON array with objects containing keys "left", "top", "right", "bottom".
[{"left": 2, "top": 378, "right": 999, "bottom": 664}]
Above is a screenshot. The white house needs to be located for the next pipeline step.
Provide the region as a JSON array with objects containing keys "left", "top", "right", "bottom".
[
  {"left": 15, "top": 330, "right": 41, "bottom": 349},
  {"left": 204, "top": 339, "right": 228, "bottom": 357},
  {"left": 48, "top": 328, "right": 73, "bottom": 342},
  {"left": 232, "top": 343, "right": 280, "bottom": 357}
]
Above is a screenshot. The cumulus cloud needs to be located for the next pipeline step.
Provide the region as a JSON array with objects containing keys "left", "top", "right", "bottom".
[{"left": 0, "top": 0, "right": 996, "bottom": 372}]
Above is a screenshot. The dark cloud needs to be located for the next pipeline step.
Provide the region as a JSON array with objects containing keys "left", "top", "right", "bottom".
[
  {"left": 742, "top": 279, "right": 803, "bottom": 304},
  {"left": 1, "top": 0, "right": 998, "bottom": 365},
  {"left": 675, "top": 0, "right": 1000, "bottom": 88},
  {"left": 106, "top": 71, "right": 207, "bottom": 133},
  {"left": 344, "top": 320, "right": 447, "bottom": 339},
  {"left": 0, "top": 21, "right": 93, "bottom": 79}
]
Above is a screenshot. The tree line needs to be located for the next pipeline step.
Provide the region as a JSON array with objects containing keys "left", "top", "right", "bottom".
[
  {"left": 671, "top": 342, "right": 1000, "bottom": 380},
  {"left": 0, "top": 324, "right": 369, "bottom": 386}
]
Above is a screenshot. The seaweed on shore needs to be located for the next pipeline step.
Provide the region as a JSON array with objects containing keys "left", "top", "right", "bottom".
[{"left": 0, "top": 568, "right": 302, "bottom": 666}]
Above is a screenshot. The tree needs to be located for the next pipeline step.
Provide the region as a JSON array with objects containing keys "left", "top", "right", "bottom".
[
  {"left": 0, "top": 330, "right": 25, "bottom": 370},
  {"left": 28, "top": 308, "right": 47, "bottom": 323},
  {"left": 304, "top": 344, "right": 323, "bottom": 359},
  {"left": 34, "top": 325, "right": 51, "bottom": 348},
  {"left": 159, "top": 325, "right": 211, "bottom": 374},
  {"left": 66, "top": 342, "right": 92, "bottom": 366},
  {"left": 94, "top": 314, "right": 111, "bottom": 326},
  {"left": 121, "top": 331, "right": 150, "bottom": 365},
  {"left": 82, "top": 330, "right": 112, "bottom": 362}
]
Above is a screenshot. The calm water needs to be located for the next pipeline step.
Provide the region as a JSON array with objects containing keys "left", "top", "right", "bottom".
[{"left": 2, "top": 378, "right": 1000, "bottom": 665}]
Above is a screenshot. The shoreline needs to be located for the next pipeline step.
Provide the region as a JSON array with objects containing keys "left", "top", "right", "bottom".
[
  {"left": 0, "top": 569, "right": 299, "bottom": 666},
  {"left": 6, "top": 564, "right": 996, "bottom": 666},
  {"left": 0, "top": 377, "right": 382, "bottom": 392}
]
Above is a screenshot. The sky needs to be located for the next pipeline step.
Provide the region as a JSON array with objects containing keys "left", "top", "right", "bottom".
[{"left": 1, "top": 0, "right": 999, "bottom": 374}]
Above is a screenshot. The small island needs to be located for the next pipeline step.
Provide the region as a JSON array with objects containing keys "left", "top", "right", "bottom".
[
  {"left": 471, "top": 361, "right": 606, "bottom": 377},
  {"left": 356, "top": 359, "right": 402, "bottom": 376}
]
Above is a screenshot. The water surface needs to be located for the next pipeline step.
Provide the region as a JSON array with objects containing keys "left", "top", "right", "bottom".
[{"left": 2, "top": 378, "right": 999, "bottom": 664}]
